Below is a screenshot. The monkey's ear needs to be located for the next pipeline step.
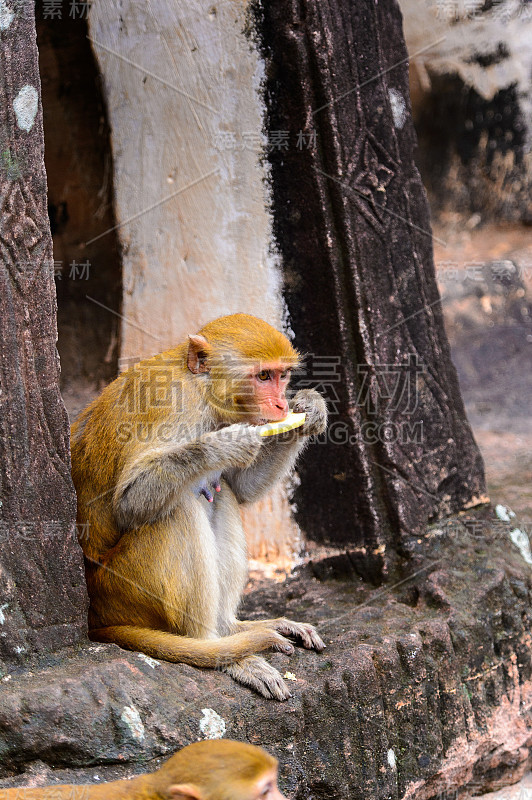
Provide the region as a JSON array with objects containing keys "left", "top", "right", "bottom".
[
  {"left": 187, "top": 334, "right": 210, "bottom": 374},
  {"left": 168, "top": 783, "right": 204, "bottom": 800}
]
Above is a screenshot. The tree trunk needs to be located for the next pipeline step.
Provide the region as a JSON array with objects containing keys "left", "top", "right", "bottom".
[
  {"left": 0, "top": 0, "right": 87, "bottom": 671},
  {"left": 255, "top": 0, "right": 488, "bottom": 580}
]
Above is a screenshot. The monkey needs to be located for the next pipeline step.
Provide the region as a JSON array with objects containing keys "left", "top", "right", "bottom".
[
  {"left": 71, "top": 313, "right": 327, "bottom": 700},
  {"left": 0, "top": 738, "right": 287, "bottom": 799}
]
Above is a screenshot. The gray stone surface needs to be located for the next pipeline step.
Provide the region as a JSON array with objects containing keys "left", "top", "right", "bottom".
[
  {"left": 401, "top": 0, "right": 532, "bottom": 223},
  {"left": 0, "top": 513, "right": 530, "bottom": 799}
]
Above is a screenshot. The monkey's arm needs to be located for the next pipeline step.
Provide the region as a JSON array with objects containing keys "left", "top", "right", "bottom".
[
  {"left": 225, "top": 436, "right": 302, "bottom": 504},
  {"left": 114, "top": 424, "right": 262, "bottom": 529},
  {"left": 226, "top": 389, "right": 327, "bottom": 504}
]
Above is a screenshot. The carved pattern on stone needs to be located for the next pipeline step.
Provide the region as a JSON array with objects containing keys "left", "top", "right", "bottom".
[
  {"left": 345, "top": 132, "right": 397, "bottom": 231},
  {"left": 1, "top": 181, "right": 50, "bottom": 292}
]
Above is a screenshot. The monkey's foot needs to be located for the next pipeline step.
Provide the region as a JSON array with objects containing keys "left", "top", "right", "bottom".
[
  {"left": 223, "top": 655, "right": 291, "bottom": 701},
  {"left": 236, "top": 617, "right": 325, "bottom": 652},
  {"left": 269, "top": 618, "right": 325, "bottom": 651}
]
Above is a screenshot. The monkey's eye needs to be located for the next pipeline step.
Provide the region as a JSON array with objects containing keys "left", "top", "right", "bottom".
[
  {"left": 256, "top": 370, "right": 271, "bottom": 382},
  {"left": 280, "top": 369, "right": 290, "bottom": 380}
]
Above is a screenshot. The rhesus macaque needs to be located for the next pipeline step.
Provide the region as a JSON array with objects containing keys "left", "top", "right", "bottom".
[
  {"left": 71, "top": 313, "right": 327, "bottom": 700},
  {"left": 0, "top": 739, "right": 287, "bottom": 799}
]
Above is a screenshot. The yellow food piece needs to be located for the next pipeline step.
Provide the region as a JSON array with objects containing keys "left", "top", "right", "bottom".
[{"left": 259, "top": 411, "right": 306, "bottom": 437}]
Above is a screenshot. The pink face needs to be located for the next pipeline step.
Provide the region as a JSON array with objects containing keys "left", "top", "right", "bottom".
[{"left": 251, "top": 364, "right": 291, "bottom": 423}]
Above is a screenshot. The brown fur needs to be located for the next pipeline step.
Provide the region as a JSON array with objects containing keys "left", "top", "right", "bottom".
[{"left": 71, "top": 314, "right": 327, "bottom": 699}]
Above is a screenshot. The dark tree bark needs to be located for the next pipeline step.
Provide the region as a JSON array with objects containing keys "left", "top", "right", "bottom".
[
  {"left": 255, "top": 0, "right": 487, "bottom": 580},
  {"left": 0, "top": 0, "right": 87, "bottom": 671}
]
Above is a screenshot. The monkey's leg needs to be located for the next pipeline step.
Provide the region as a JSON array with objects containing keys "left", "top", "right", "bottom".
[
  {"left": 223, "top": 655, "right": 292, "bottom": 701},
  {"left": 85, "top": 506, "right": 222, "bottom": 639},
  {"left": 87, "top": 508, "right": 296, "bottom": 667},
  {"left": 210, "top": 483, "right": 249, "bottom": 635},
  {"left": 86, "top": 502, "right": 298, "bottom": 683}
]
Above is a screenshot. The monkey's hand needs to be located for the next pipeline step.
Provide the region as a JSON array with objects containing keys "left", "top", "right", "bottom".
[
  {"left": 290, "top": 389, "right": 328, "bottom": 437},
  {"left": 204, "top": 423, "right": 262, "bottom": 470},
  {"left": 223, "top": 656, "right": 292, "bottom": 701}
]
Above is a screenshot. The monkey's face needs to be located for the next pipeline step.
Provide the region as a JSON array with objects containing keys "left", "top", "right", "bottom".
[
  {"left": 248, "top": 766, "right": 287, "bottom": 799},
  {"left": 205, "top": 357, "right": 292, "bottom": 425},
  {"left": 248, "top": 365, "right": 291, "bottom": 423},
  {"left": 222, "top": 363, "right": 291, "bottom": 424},
  {"left": 187, "top": 317, "right": 299, "bottom": 425}
]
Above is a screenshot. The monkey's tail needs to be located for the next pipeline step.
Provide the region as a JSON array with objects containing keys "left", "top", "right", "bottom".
[{"left": 89, "top": 625, "right": 293, "bottom": 668}]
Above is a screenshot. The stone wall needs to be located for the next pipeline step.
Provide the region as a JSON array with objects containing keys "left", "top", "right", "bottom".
[{"left": 400, "top": 0, "right": 532, "bottom": 222}]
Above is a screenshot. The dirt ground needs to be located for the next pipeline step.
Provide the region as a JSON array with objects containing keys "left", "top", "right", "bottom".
[{"left": 433, "top": 217, "right": 532, "bottom": 527}]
